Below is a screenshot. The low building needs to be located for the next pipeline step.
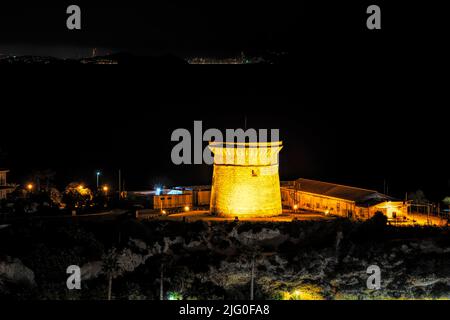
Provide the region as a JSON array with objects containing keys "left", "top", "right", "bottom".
[
  {"left": 0, "top": 169, "right": 13, "bottom": 200},
  {"left": 130, "top": 186, "right": 211, "bottom": 211},
  {"left": 281, "top": 178, "right": 407, "bottom": 220}
]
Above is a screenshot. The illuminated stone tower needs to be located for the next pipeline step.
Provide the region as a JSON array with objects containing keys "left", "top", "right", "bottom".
[{"left": 209, "top": 141, "right": 283, "bottom": 218}]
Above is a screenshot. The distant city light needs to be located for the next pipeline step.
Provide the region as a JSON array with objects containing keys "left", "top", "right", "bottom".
[
  {"left": 184, "top": 206, "right": 190, "bottom": 212},
  {"left": 27, "top": 183, "right": 33, "bottom": 191},
  {"left": 156, "top": 187, "right": 162, "bottom": 195}
]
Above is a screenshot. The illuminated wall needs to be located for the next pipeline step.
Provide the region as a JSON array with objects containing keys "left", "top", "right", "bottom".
[
  {"left": 0, "top": 171, "right": 11, "bottom": 200},
  {"left": 280, "top": 188, "right": 355, "bottom": 217},
  {"left": 369, "top": 201, "right": 408, "bottom": 219},
  {"left": 209, "top": 141, "right": 283, "bottom": 218}
]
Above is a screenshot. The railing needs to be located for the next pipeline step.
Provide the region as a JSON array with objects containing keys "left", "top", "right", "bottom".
[{"left": 408, "top": 203, "right": 442, "bottom": 216}]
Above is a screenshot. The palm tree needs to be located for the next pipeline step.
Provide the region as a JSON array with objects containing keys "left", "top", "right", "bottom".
[
  {"left": 242, "top": 245, "right": 263, "bottom": 300},
  {"left": 102, "top": 248, "right": 121, "bottom": 300},
  {"left": 250, "top": 253, "right": 255, "bottom": 300},
  {"left": 160, "top": 263, "right": 164, "bottom": 300},
  {"left": 31, "top": 169, "right": 56, "bottom": 191}
]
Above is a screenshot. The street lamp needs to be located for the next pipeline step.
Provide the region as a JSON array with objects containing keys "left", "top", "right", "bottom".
[
  {"left": 96, "top": 171, "right": 101, "bottom": 189},
  {"left": 102, "top": 185, "right": 109, "bottom": 194},
  {"left": 27, "top": 183, "right": 34, "bottom": 192}
]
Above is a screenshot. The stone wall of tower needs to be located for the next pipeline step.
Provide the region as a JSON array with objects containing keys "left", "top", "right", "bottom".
[{"left": 209, "top": 142, "right": 283, "bottom": 218}]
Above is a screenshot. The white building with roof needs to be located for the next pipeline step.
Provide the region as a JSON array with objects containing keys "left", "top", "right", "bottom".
[{"left": 281, "top": 178, "right": 408, "bottom": 220}]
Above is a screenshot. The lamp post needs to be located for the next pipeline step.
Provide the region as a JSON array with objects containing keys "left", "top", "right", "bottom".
[
  {"left": 102, "top": 185, "right": 109, "bottom": 208},
  {"left": 96, "top": 171, "right": 101, "bottom": 189}
]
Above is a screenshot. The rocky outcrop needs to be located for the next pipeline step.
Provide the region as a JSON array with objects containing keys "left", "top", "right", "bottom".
[
  {"left": 80, "top": 261, "right": 103, "bottom": 280},
  {"left": 0, "top": 257, "right": 35, "bottom": 286},
  {"left": 150, "top": 222, "right": 450, "bottom": 299},
  {"left": 1, "top": 219, "right": 449, "bottom": 300}
]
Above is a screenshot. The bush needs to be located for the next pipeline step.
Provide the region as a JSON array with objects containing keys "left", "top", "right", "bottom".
[{"left": 351, "top": 211, "right": 387, "bottom": 242}]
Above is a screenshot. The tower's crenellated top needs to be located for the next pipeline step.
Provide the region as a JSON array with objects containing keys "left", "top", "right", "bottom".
[{"left": 209, "top": 141, "right": 283, "bottom": 166}]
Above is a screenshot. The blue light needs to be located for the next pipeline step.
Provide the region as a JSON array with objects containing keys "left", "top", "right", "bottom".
[
  {"left": 168, "top": 190, "right": 183, "bottom": 195},
  {"left": 156, "top": 188, "right": 162, "bottom": 195}
]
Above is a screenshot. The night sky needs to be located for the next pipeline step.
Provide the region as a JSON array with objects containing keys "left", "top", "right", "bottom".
[
  {"left": 0, "top": 1, "right": 448, "bottom": 201},
  {"left": 0, "top": 85, "right": 448, "bottom": 201},
  {"left": 0, "top": 1, "right": 447, "bottom": 58},
  {"left": 0, "top": 1, "right": 301, "bottom": 57}
]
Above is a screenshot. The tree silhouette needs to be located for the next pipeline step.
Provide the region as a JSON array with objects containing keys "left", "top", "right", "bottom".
[
  {"left": 408, "top": 189, "right": 428, "bottom": 204},
  {"left": 63, "top": 183, "right": 93, "bottom": 211},
  {"left": 241, "top": 244, "right": 263, "bottom": 300},
  {"left": 101, "top": 248, "right": 121, "bottom": 300},
  {"left": 30, "top": 169, "right": 56, "bottom": 191}
]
